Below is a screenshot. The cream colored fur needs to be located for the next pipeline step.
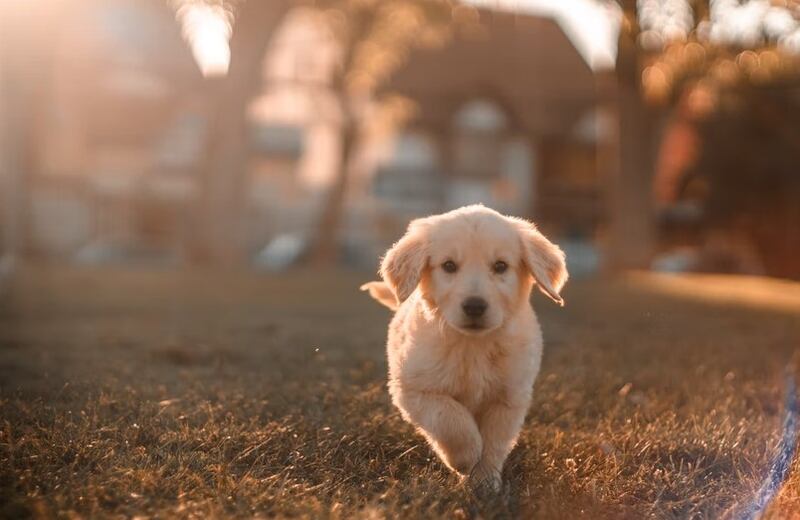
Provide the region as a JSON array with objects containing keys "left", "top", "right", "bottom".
[{"left": 362, "top": 205, "right": 568, "bottom": 491}]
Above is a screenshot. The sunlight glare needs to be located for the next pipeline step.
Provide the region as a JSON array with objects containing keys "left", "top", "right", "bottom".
[
  {"left": 465, "top": 0, "right": 621, "bottom": 70},
  {"left": 177, "top": 2, "right": 232, "bottom": 77}
]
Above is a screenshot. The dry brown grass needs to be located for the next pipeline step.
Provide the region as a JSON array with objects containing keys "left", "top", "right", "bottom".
[{"left": 1, "top": 266, "right": 799, "bottom": 518}]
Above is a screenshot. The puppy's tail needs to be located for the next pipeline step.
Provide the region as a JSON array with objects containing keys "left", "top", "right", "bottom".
[{"left": 360, "top": 281, "right": 399, "bottom": 311}]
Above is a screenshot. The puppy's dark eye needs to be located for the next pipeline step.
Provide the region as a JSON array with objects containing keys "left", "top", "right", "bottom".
[
  {"left": 492, "top": 260, "right": 508, "bottom": 274},
  {"left": 442, "top": 260, "right": 458, "bottom": 273}
]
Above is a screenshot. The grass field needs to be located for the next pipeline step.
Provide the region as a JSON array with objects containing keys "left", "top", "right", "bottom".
[{"left": 1, "top": 266, "right": 800, "bottom": 518}]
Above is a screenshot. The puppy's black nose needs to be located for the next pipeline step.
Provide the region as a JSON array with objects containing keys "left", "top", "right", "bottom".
[{"left": 462, "top": 297, "right": 488, "bottom": 318}]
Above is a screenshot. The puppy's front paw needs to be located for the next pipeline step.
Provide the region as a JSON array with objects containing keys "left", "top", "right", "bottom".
[
  {"left": 445, "top": 447, "right": 481, "bottom": 477},
  {"left": 438, "top": 431, "right": 482, "bottom": 476},
  {"left": 468, "top": 460, "right": 502, "bottom": 494}
]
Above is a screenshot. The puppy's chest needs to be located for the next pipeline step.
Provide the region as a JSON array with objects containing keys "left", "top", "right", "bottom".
[{"left": 429, "top": 342, "right": 508, "bottom": 411}]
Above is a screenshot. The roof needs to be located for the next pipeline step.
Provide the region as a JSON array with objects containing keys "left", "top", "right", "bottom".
[{"left": 385, "top": 8, "right": 598, "bottom": 137}]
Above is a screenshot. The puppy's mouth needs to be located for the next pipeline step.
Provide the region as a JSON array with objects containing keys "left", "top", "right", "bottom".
[{"left": 457, "top": 320, "right": 491, "bottom": 334}]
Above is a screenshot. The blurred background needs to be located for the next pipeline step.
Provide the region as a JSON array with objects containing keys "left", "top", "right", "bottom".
[
  {"left": 1, "top": 0, "right": 799, "bottom": 279},
  {"left": 4, "top": 3, "right": 800, "bottom": 516}
]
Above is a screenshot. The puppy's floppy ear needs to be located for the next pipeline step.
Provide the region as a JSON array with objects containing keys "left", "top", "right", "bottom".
[
  {"left": 380, "top": 219, "right": 428, "bottom": 304},
  {"left": 513, "top": 218, "right": 568, "bottom": 306}
]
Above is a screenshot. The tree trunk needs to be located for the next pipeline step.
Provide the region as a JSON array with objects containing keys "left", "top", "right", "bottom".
[
  {"left": 195, "top": 0, "right": 291, "bottom": 267},
  {"left": 0, "top": 21, "right": 24, "bottom": 266},
  {"left": 308, "top": 100, "right": 357, "bottom": 266},
  {"left": 304, "top": 5, "right": 381, "bottom": 267},
  {"left": 607, "top": 3, "right": 659, "bottom": 271},
  {"left": 0, "top": 2, "right": 60, "bottom": 263}
]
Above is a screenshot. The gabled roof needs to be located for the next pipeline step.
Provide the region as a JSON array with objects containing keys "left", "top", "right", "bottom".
[{"left": 386, "top": 8, "right": 597, "bottom": 136}]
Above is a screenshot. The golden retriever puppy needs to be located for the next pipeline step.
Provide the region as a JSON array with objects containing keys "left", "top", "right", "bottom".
[{"left": 361, "top": 205, "right": 568, "bottom": 491}]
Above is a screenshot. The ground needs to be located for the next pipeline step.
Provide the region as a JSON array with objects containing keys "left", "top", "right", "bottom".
[{"left": 1, "top": 266, "right": 799, "bottom": 519}]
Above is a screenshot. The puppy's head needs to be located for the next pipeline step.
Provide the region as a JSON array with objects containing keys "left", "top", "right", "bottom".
[{"left": 380, "top": 205, "right": 568, "bottom": 335}]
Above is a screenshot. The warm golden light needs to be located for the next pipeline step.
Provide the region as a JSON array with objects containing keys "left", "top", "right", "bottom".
[{"left": 175, "top": 2, "right": 232, "bottom": 77}]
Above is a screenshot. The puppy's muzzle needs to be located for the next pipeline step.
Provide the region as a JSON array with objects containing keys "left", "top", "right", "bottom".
[{"left": 461, "top": 297, "right": 488, "bottom": 319}]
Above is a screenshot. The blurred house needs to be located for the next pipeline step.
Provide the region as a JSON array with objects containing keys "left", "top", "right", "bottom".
[
  {"left": 368, "top": 8, "right": 605, "bottom": 243},
  {"left": 10, "top": 2, "right": 607, "bottom": 271},
  {"left": 25, "top": 0, "right": 205, "bottom": 263},
  {"left": 248, "top": 7, "right": 607, "bottom": 269},
  {"left": 246, "top": 123, "right": 310, "bottom": 255},
  {"left": 241, "top": 6, "right": 346, "bottom": 267}
]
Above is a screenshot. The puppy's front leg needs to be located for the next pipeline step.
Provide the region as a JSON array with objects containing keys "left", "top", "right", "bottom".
[
  {"left": 394, "top": 389, "right": 482, "bottom": 476},
  {"left": 472, "top": 402, "right": 528, "bottom": 491}
]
